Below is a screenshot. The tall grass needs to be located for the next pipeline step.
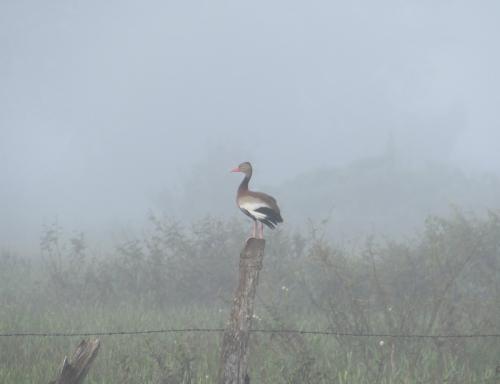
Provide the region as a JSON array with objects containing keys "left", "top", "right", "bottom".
[{"left": 1, "top": 210, "right": 499, "bottom": 383}]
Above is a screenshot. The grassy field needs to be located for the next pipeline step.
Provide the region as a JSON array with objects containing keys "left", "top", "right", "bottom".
[
  {"left": 1, "top": 212, "right": 499, "bottom": 383},
  {"left": 1, "top": 303, "right": 497, "bottom": 384}
]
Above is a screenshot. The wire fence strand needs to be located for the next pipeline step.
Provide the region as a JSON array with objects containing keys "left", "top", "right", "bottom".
[{"left": 1, "top": 328, "right": 499, "bottom": 339}]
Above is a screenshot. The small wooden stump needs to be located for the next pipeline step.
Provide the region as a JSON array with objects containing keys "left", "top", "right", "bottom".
[
  {"left": 50, "top": 339, "right": 100, "bottom": 384},
  {"left": 218, "top": 238, "right": 265, "bottom": 384}
]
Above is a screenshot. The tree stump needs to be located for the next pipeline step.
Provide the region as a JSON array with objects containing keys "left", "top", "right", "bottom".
[
  {"left": 50, "top": 338, "right": 100, "bottom": 384},
  {"left": 218, "top": 238, "right": 265, "bottom": 384}
]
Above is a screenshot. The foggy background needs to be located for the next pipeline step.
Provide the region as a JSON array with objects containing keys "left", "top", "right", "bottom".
[{"left": 1, "top": 0, "right": 500, "bottom": 251}]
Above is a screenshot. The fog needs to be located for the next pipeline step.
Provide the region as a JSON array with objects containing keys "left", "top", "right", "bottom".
[
  {"left": 1, "top": 0, "right": 500, "bottom": 250},
  {"left": 2, "top": 3, "right": 500, "bottom": 382}
]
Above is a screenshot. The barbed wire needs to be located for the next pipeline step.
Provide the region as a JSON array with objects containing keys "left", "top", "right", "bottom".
[{"left": 1, "top": 328, "right": 499, "bottom": 339}]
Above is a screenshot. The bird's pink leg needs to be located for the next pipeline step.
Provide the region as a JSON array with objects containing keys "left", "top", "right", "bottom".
[
  {"left": 252, "top": 221, "right": 257, "bottom": 238},
  {"left": 259, "top": 222, "right": 264, "bottom": 239}
]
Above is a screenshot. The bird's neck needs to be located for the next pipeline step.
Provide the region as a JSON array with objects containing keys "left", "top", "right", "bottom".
[{"left": 238, "top": 173, "right": 251, "bottom": 193}]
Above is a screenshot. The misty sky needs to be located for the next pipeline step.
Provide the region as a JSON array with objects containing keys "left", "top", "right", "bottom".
[{"left": 1, "top": 0, "right": 499, "bottom": 250}]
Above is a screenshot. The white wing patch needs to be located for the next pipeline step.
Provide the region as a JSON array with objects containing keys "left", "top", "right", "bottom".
[{"left": 239, "top": 201, "right": 270, "bottom": 220}]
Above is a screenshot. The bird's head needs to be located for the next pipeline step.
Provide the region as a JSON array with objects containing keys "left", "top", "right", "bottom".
[{"left": 231, "top": 161, "right": 252, "bottom": 177}]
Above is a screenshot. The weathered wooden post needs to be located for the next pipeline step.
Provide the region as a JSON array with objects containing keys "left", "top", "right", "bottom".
[
  {"left": 49, "top": 338, "right": 100, "bottom": 384},
  {"left": 218, "top": 238, "right": 265, "bottom": 384}
]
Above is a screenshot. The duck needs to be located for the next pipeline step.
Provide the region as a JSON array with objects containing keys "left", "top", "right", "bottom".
[{"left": 231, "top": 162, "right": 283, "bottom": 239}]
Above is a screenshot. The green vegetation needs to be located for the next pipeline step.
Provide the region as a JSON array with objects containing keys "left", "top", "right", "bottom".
[{"left": 1, "top": 211, "right": 499, "bottom": 383}]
